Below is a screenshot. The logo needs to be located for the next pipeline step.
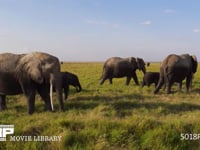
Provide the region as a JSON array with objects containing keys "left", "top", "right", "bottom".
[
  {"left": 0, "top": 125, "right": 14, "bottom": 141},
  {"left": 0, "top": 124, "right": 62, "bottom": 142}
]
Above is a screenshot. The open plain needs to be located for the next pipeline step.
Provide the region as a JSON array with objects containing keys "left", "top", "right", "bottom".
[{"left": 1, "top": 62, "right": 200, "bottom": 150}]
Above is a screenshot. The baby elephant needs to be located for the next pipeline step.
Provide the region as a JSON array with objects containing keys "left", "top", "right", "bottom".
[
  {"left": 142, "top": 72, "right": 159, "bottom": 87},
  {"left": 58, "top": 71, "right": 82, "bottom": 100}
]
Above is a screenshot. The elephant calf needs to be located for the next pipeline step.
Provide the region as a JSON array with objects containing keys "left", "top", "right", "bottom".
[
  {"left": 57, "top": 71, "right": 82, "bottom": 100},
  {"left": 142, "top": 72, "right": 159, "bottom": 87}
]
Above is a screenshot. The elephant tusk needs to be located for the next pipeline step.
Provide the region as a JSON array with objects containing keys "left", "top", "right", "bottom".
[{"left": 50, "top": 83, "right": 54, "bottom": 111}]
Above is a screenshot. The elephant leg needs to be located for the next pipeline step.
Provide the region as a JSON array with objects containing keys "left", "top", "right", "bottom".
[
  {"left": 166, "top": 82, "right": 172, "bottom": 94},
  {"left": 109, "top": 78, "right": 113, "bottom": 84},
  {"left": 0, "top": 95, "right": 6, "bottom": 111},
  {"left": 54, "top": 75, "right": 64, "bottom": 111},
  {"left": 177, "top": 82, "right": 182, "bottom": 92},
  {"left": 37, "top": 84, "right": 52, "bottom": 111},
  {"left": 100, "top": 77, "right": 107, "bottom": 85},
  {"left": 154, "top": 83, "right": 157, "bottom": 87},
  {"left": 41, "top": 94, "right": 52, "bottom": 111},
  {"left": 126, "top": 77, "right": 131, "bottom": 85},
  {"left": 141, "top": 82, "right": 145, "bottom": 87},
  {"left": 132, "top": 72, "right": 139, "bottom": 85},
  {"left": 25, "top": 91, "right": 36, "bottom": 115},
  {"left": 64, "top": 86, "right": 69, "bottom": 100},
  {"left": 186, "top": 75, "right": 192, "bottom": 93},
  {"left": 56, "top": 89, "right": 64, "bottom": 111},
  {"left": 20, "top": 81, "right": 36, "bottom": 114}
]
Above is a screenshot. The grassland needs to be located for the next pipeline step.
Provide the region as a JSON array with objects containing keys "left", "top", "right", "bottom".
[{"left": 0, "top": 62, "right": 200, "bottom": 150}]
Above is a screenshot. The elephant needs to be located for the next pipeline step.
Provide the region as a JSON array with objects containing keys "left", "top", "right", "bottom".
[
  {"left": 142, "top": 72, "right": 159, "bottom": 87},
  {"left": 56, "top": 71, "right": 82, "bottom": 100},
  {"left": 154, "top": 54, "right": 198, "bottom": 94},
  {"left": 0, "top": 71, "right": 82, "bottom": 111},
  {"left": 100, "top": 57, "right": 146, "bottom": 85},
  {"left": 0, "top": 52, "right": 64, "bottom": 114}
]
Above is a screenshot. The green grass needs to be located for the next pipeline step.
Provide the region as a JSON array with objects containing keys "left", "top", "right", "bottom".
[{"left": 0, "top": 62, "right": 200, "bottom": 150}]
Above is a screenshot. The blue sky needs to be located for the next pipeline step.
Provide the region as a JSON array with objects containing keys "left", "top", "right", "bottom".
[{"left": 0, "top": 0, "right": 200, "bottom": 61}]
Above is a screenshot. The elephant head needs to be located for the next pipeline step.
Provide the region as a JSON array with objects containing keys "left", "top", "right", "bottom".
[
  {"left": 71, "top": 81, "right": 82, "bottom": 92},
  {"left": 134, "top": 57, "right": 146, "bottom": 74},
  {"left": 191, "top": 55, "right": 198, "bottom": 73},
  {"left": 62, "top": 72, "right": 82, "bottom": 92},
  {"left": 136, "top": 58, "right": 146, "bottom": 74},
  {"left": 28, "top": 52, "right": 64, "bottom": 112},
  {"left": 17, "top": 53, "right": 44, "bottom": 84}
]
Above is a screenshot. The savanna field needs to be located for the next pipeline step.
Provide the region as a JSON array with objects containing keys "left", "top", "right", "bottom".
[{"left": 1, "top": 62, "right": 200, "bottom": 150}]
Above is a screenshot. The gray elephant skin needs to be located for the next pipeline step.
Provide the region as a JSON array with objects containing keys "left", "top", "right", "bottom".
[
  {"left": 142, "top": 72, "right": 159, "bottom": 87},
  {"left": 0, "top": 52, "right": 64, "bottom": 114},
  {"left": 154, "top": 54, "right": 198, "bottom": 94},
  {"left": 56, "top": 71, "right": 82, "bottom": 100},
  {"left": 100, "top": 57, "right": 146, "bottom": 85}
]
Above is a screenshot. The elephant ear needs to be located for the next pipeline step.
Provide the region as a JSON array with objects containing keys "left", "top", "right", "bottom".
[
  {"left": 191, "top": 55, "right": 198, "bottom": 73},
  {"left": 32, "top": 52, "right": 61, "bottom": 78},
  {"left": 16, "top": 53, "right": 44, "bottom": 84}
]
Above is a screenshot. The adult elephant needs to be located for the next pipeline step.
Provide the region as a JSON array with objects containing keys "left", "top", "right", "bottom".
[
  {"left": 100, "top": 57, "right": 146, "bottom": 85},
  {"left": 154, "top": 54, "right": 198, "bottom": 94},
  {"left": 56, "top": 71, "right": 82, "bottom": 100},
  {"left": 0, "top": 52, "right": 64, "bottom": 114}
]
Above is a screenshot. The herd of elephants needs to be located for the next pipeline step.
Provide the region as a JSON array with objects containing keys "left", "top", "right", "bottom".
[{"left": 0, "top": 52, "right": 198, "bottom": 114}]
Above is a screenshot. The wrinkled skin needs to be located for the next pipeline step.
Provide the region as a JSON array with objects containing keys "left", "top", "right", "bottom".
[
  {"left": 142, "top": 72, "right": 159, "bottom": 87},
  {"left": 0, "top": 52, "right": 64, "bottom": 114},
  {"left": 154, "top": 54, "right": 198, "bottom": 94},
  {"left": 100, "top": 57, "right": 146, "bottom": 85},
  {"left": 54, "top": 71, "right": 82, "bottom": 100}
]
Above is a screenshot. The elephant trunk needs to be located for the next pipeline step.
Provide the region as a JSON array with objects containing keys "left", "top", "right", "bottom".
[
  {"left": 138, "top": 66, "right": 146, "bottom": 75},
  {"left": 76, "top": 84, "right": 82, "bottom": 92},
  {"left": 54, "top": 73, "right": 64, "bottom": 111},
  {"left": 141, "top": 67, "right": 146, "bottom": 74},
  {"left": 154, "top": 68, "right": 164, "bottom": 94}
]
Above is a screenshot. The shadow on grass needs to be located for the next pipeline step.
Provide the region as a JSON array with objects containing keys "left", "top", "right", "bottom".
[
  {"left": 112, "top": 101, "right": 200, "bottom": 115},
  {"left": 66, "top": 93, "right": 200, "bottom": 116},
  {"left": 6, "top": 89, "right": 200, "bottom": 115},
  {"left": 192, "top": 88, "right": 200, "bottom": 93}
]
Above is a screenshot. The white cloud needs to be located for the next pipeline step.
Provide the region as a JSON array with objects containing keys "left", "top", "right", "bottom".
[
  {"left": 164, "top": 9, "right": 175, "bottom": 14},
  {"left": 140, "top": 20, "right": 152, "bottom": 25},
  {"left": 193, "top": 29, "right": 200, "bottom": 33}
]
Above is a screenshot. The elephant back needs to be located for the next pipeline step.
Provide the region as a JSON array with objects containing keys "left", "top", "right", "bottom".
[
  {"left": 161, "top": 54, "right": 190, "bottom": 68},
  {"left": 0, "top": 53, "right": 21, "bottom": 72}
]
